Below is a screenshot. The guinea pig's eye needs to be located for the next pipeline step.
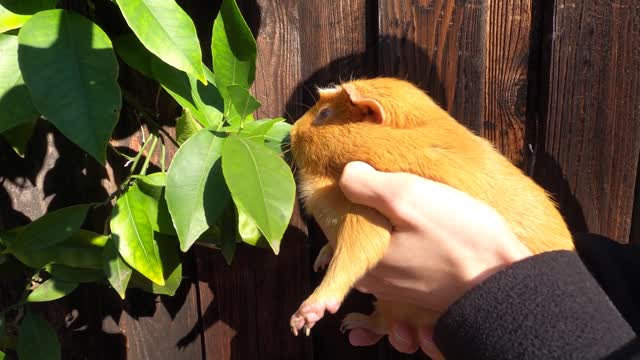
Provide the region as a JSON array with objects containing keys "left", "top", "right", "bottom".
[{"left": 313, "top": 107, "right": 332, "bottom": 125}]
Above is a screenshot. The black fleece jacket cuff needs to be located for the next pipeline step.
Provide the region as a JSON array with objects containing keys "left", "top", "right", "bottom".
[{"left": 433, "top": 251, "right": 638, "bottom": 360}]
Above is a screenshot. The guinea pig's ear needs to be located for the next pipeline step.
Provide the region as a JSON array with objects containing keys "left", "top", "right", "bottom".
[{"left": 342, "top": 84, "right": 385, "bottom": 124}]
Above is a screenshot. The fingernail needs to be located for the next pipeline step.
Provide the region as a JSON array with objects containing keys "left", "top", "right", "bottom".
[{"left": 391, "top": 324, "right": 412, "bottom": 344}]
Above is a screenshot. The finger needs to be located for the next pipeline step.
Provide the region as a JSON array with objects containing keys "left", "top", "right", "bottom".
[
  {"left": 349, "top": 328, "right": 384, "bottom": 346},
  {"left": 418, "top": 326, "right": 445, "bottom": 360},
  {"left": 388, "top": 323, "right": 419, "bottom": 354},
  {"left": 339, "top": 161, "right": 419, "bottom": 225},
  {"left": 354, "top": 276, "right": 377, "bottom": 294}
]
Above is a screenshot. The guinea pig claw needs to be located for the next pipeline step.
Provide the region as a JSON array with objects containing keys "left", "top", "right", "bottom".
[
  {"left": 313, "top": 245, "right": 333, "bottom": 272},
  {"left": 303, "top": 325, "right": 311, "bottom": 336}
]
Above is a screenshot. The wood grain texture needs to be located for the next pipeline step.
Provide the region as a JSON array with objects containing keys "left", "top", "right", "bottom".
[
  {"left": 378, "top": 0, "right": 486, "bottom": 133},
  {"left": 195, "top": 1, "right": 313, "bottom": 359},
  {"left": 484, "top": 0, "right": 532, "bottom": 165},
  {"left": 534, "top": 0, "right": 640, "bottom": 242},
  {"left": 296, "top": 1, "right": 387, "bottom": 359}
]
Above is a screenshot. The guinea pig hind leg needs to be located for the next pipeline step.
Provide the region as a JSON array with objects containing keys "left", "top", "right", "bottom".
[
  {"left": 313, "top": 244, "right": 334, "bottom": 272},
  {"left": 290, "top": 205, "right": 391, "bottom": 336}
]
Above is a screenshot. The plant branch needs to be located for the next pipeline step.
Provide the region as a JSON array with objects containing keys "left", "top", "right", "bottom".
[
  {"left": 140, "top": 135, "right": 159, "bottom": 176},
  {"left": 121, "top": 89, "right": 180, "bottom": 148}
]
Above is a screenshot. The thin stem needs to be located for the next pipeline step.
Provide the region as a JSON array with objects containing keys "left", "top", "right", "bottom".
[
  {"left": 108, "top": 144, "right": 135, "bottom": 161},
  {"left": 145, "top": 116, "right": 180, "bottom": 148},
  {"left": 121, "top": 89, "right": 180, "bottom": 148},
  {"left": 130, "top": 134, "right": 153, "bottom": 175},
  {"left": 161, "top": 142, "right": 166, "bottom": 172},
  {"left": 140, "top": 135, "right": 159, "bottom": 176}
]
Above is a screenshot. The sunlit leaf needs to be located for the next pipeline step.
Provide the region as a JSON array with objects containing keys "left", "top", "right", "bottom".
[
  {"left": 166, "top": 130, "right": 229, "bottom": 251},
  {"left": 0, "top": 5, "right": 30, "bottom": 34},
  {"left": 17, "top": 312, "right": 60, "bottom": 360},
  {"left": 18, "top": 10, "right": 121, "bottom": 164},
  {"left": 111, "top": 184, "right": 164, "bottom": 285},
  {"left": 151, "top": 60, "right": 223, "bottom": 128},
  {"left": 0, "top": 34, "right": 38, "bottom": 133},
  {"left": 136, "top": 173, "right": 176, "bottom": 236},
  {"left": 222, "top": 135, "right": 295, "bottom": 254},
  {"left": 211, "top": 0, "right": 256, "bottom": 94},
  {"left": 236, "top": 204, "right": 264, "bottom": 247},
  {"left": 27, "top": 278, "right": 77, "bottom": 302},
  {"left": 115, "top": 0, "right": 204, "bottom": 82},
  {"left": 227, "top": 85, "right": 260, "bottom": 123},
  {"left": 264, "top": 121, "right": 291, "bottom": 153},
  {"left": 127, "top": 234, "right": 182, "bottom": 296}
]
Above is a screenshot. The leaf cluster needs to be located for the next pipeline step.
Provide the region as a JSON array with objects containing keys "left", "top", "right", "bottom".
[{"left": 0, "top": 0, "right": 296, "bottom": 358}]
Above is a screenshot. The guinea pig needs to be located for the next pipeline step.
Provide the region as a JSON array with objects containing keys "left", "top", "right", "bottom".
[{"left": 288, "top": 77, "right": 573, "bottom": 338}]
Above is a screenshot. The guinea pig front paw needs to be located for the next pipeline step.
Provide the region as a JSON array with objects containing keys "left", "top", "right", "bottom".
[{"left": 289, "top": 297, "right": 341, "bottom": 336}]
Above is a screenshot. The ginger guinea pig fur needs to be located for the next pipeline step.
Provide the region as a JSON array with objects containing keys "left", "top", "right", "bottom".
[{"left": 288, "top": 77, "right": 573, "bottom": 338}]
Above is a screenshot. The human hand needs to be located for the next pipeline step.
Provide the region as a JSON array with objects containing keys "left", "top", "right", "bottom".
[{"left": 338, "top": 162, "right": 532, "bottom": 355}]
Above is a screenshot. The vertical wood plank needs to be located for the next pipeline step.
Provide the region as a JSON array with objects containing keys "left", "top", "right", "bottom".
[
  {"left": 484, "top": 0, "right": 533, "bottom": 165},
  {"left": 295, "top": 1, "right": 383, "bottom": 359},
  {"left": 195, "top": 0, "right": 313, "bottom": 359},
  {"left": 119, "top": 255, "right": 204, "bottom": 360},
  {"left": 534, "top": 0, "right": 640, "bottom": 242},
  {"left": 378, "top": 0, "right": 487, "bottom": 134}
]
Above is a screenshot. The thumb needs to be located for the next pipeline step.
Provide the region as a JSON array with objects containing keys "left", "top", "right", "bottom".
[{"left": 339, "top": 161, "right": 416, "bottom": 225}]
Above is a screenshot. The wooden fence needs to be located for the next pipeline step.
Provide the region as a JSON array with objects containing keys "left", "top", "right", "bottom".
[{"left": 1, "top": 0, "right": 639, "bottom": 359}]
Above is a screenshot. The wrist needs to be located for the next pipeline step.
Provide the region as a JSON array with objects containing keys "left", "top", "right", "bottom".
[{"left": 465, "top": 237, "right": 532, "bottom": 291}]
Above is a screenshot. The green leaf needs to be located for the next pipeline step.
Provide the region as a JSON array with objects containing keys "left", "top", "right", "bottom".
[
  {"left": 239, "top": 118, "right": 284, "bottom": 142},
  {"left": 166, "top": 130, "right": 229, "bottom": 251},
  {"left": 0, "top": 350, "right": 5, "bottom": 360},
  {"left": 18, "top": 10, "right": 121, "bottom": 164},
  {"left": 191, "top": 66, "right": 224, "bottom": 128},
  {"left": 236, "top": 204, "right": 264, "bottom": 247},
  {"left": 110, "top": 184, "right": 164, "bottom": 285},
  {"left": 264, "top": 121, "right": 292, "bottom": 152},
  {"left": 11, "top": 204, "right": 90, "bottom": 252},
  {"left": 135, "top": 172, "right": 167, "bottom": 187},
  {"left": 0, "top": 0, "right": 57, "bottom": 15},
  {"left": 0, "top": 5, "right": 31, "bottom": 33},
  {"left": 176, "top": 109, "right": 202, "bottom": 145},
  {"left": 2, "top": 119, "right": 35, "bottom": 157},
  {"left": 0, "top": 34, "right": 38, "bottom": 133},
  {"left": 27, "top": 278, "right": 78, "bottom": 302},
  {"left": 211, "top": 0, "right": 256, "bottom": 94},
  {"left": 221, "top": 135, "right": 295, "bottom": 254},
  {"left": 112, "top": 33, "right": 154, "bottom": 79},
  {"left": 44, "top": 264, "right": 105, "bottom": 283},
  {"left": 151, "top": 60, "right": 223, "bottom": 128},
  {"left": 136, "top": 173, "right": 176, "bottom": 236},
  {"left": 216, "top": 207, "right": 236, "bottom": 265},
  {"left": 103, "top": 237, "right": 132, "bottom": 299},
  {"left": 17, "top": 313, "right": 60, "bottom": 360},
  {"left": 11, "top": 229, "right": 107, "bottom": 270},
  {"left": 115, "top": 0, "right": 204, "bottom": 82},
  {"left": 227, "top": 85, "right": 260, "bottom": 123},
  {"left": 127, "top": 234, "right": 182, "bottom": 296}
]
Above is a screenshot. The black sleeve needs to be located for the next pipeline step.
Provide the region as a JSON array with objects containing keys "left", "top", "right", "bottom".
[
  {"left": 574, "top": 233, "right": 640, "bottom": 334},
  {"left": 432, "top": 249, "right": 639, "bottom": 360}
]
